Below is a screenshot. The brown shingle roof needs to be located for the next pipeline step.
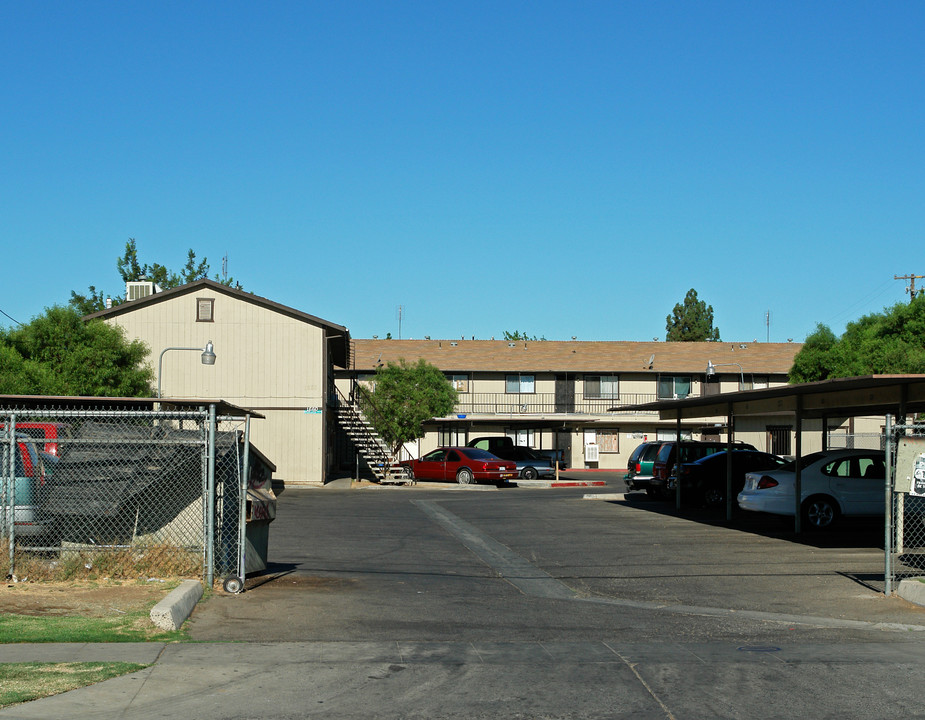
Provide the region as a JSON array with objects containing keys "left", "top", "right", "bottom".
[{"left": 350, "top": 339, "right": 802, "bottom": 375}]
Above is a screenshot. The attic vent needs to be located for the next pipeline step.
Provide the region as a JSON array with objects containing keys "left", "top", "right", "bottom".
[
  {"left": 126, "top": 281, "right": 159, "bottom": 301},
  {"left": 197, "top": 298, "right": 215, "bottom": 322}
]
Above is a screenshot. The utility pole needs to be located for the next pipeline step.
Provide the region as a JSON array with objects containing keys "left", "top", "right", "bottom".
[{"left": 895, "top": 273, "right": 925, "bottom": 303}]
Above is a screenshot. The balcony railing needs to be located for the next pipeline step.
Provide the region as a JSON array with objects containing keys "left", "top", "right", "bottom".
[{"left": 450, "top": 392, "right": 659, "bottom": 416}]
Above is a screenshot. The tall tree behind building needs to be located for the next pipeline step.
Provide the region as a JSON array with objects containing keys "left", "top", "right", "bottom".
[{"left": 665, "top": 289, "right": 721, "bottom": 342}]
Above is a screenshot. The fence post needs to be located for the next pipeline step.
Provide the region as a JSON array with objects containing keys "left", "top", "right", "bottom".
[
  {"left": 239, "top": 415, "right": 251, "bottom": 585},
  {"left": 206, "top": 404, "right": 217, "bottom": 588},
  {"left": 6, "top": 413, "right": 15, "bottom": 577},
  {"left": 885, "top": 414, "right": 893, "bottom": 596}
]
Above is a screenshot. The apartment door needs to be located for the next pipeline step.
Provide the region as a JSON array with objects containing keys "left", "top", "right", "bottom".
[{"left": 555, "top": 374, "right": 575, "bottom": 413}]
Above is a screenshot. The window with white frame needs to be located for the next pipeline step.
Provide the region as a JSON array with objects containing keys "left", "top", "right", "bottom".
[
  {"left": 740, "top": 375, "right": 769, "bottom": 391},
  {"left": 658, "top": 375, "right": 691, "bottom": 399},
  {"left": 506, "top": 429, "right": 535, "bottom": 447},
  {"left": 584, "top": 374, "right": 619, "bottom": 399},
  {"left": 446, "top": 373, "right": 469, "bottom": 393},
  {"left": 657, "top": 429, "right": 692, "bottom": 441},
  {"left": 506, "top": 374, "right": 535, "bottom": 394}
]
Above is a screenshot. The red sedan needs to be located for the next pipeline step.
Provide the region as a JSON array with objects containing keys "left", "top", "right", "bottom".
[{"left": 402, "top": 447, "right": 517, "bottom": 485}]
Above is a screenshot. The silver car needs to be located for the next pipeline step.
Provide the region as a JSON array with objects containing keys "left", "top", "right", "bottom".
[{"left": 738, "top": 449, "right": 885, "bottom": 529}]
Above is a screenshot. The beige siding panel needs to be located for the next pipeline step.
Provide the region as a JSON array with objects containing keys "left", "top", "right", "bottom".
[
  {"left": 107, "top": 293, "right": 328, "bottom": 484},
  {"left": 111, "top": 293, "right": 324, "bottom": 406},
  {"left": 249, "top": 410, "right": 324, "bottom": 485}
]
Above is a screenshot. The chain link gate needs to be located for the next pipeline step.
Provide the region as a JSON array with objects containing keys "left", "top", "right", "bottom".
[
  {"left": 886, "top": 416, "right": 925, "bottom": 595},
  {"left": 0, "top": 404, "right": 251, "bottom": 590}
]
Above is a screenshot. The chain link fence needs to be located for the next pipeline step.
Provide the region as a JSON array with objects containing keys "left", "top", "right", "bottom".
[
  {"left": 826, "top": 432, "right": 886, "bottom": 451},
  {"left": 887, "top": 420, "right": 925, "bottom": 592},
  {"left": 0, "top": 404, "right": 251, "bottom": 587}
]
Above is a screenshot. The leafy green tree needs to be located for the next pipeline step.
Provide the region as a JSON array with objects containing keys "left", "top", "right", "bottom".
[
  {"left": 0, "top": 306, "right": 153, "bottom": 396},
  {"left": 788, "top": 324, "right": 839, "bottom": 383},
  {"left": 789, "top": 295, "right": 925, "bottom": 382},
  {"left": 70, "top": 239, "right": 242, "bottom": 314},
  {"left": 502, "top": 331, "right": 546, "bottom": 341},
  {"left": 361, "top": 358, "right": 458, "bottom": 454},
  {"left": 0, "top": 345, "right": 56, "bottom": 395},
  {"left": 666, "top": 289, "right": 721, "bottom": 342}
]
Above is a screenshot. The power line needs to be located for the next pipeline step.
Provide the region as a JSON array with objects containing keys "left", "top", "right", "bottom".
[{"left": 0, "top": 308, "right": 22, "bottom": 326}]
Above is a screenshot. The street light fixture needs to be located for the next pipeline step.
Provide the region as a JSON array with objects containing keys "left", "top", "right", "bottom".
[
  {"left": 157, "top": 341, "right": 216, "bottom": 398},
  {"left": 705, "top": 360, "right": 744, "bottom": 388}
]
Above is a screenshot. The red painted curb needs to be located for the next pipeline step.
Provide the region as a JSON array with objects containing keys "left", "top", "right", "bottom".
[{"left": 550, "top": 481, "right": 608, "bottom": 487}]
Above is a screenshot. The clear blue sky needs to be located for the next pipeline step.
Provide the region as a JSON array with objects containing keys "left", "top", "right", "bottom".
[{"left": 2, "top": 2, "right": 922, "bottom": 343}]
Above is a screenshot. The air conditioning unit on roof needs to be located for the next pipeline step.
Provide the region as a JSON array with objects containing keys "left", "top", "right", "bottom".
[{"left": 126, "top": 281, "right": 161, "bottom": 301}]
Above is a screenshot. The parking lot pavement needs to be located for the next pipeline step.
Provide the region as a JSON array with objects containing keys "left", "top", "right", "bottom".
[{"left": 6, "top": 481, "right": 925, "bottom": 719}]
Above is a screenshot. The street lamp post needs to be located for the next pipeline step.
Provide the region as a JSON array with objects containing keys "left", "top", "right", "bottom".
[
  {"left": 705, "top": 360, "right": 744, "bottom": 388},
  {"left": 157, "top": 341, "right": 216, "bottom": 398}
]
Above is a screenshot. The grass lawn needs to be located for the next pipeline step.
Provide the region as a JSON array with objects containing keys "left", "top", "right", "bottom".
[
  {"left": 0, "top": 611, "right": 186, "bottom": 644},
  {"left": 0, "top": 579, "right": 200, "bottom": 708},
  {"left": 0, "top": 662, "right": 150, "bottom": 708}
]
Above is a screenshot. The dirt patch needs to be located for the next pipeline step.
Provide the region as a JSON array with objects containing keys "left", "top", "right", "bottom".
[{"left": 0, "top": 581, "right": 173, "bottom": 617}]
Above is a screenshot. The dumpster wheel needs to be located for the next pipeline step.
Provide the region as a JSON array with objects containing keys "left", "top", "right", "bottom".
[{"left": 223, "top": 576, "right": 244, "bottom": 594}]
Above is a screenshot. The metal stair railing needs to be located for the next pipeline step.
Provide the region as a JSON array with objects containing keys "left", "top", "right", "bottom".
[{"left": 333, "top": 385, "right": 410, "bottom": 484}]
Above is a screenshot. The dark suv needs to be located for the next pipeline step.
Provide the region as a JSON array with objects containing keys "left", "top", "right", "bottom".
[
  {"left": 650, "top": 440, "right": 757, "bottom": 498},
  {"left": 624, "top": 441, "right": 663, "bottom": 495}
]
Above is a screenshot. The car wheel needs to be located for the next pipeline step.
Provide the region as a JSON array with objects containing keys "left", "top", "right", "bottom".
[
  {"left": 802, "top": 495, "right": 839, "bottom": 530},
  {"left": 456, "top": 468, "right": 473, "bottom": 485},
  {"left": 703, "top": 487, "right": 725, "bottom": 508},
  {"left": 522, "top": 467, "right": 538, "bottom": 480}
]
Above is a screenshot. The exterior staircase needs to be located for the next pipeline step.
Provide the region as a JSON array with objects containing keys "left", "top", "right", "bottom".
[{"left": 333, "top": 385, "right": 411, "bottom": 484}]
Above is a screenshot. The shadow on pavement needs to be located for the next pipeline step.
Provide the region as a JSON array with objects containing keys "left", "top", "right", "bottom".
[{"left": 618, "top": 490, "right": 885, "bottom": 550}]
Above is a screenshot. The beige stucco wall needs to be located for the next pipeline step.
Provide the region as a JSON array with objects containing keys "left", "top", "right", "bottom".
[{"left": 107, "top": 290, "right": 327, "bottom": 485}]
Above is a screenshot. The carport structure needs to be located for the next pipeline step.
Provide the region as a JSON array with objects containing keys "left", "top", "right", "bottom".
[{"left": 628, "top": 375, "right": 925, "bottom": 591}]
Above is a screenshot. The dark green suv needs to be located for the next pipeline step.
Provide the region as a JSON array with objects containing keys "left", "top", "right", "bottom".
[
  {"left": 650, "top": 440, "right": 757, "bottom": 498},
  {"left": 624, "top": 441, "right": 663, "bottom": 495}
]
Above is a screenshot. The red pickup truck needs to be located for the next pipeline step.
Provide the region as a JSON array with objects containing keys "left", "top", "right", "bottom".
[{"left": 1, "top": 432, "right": 56, "bottom": 536}]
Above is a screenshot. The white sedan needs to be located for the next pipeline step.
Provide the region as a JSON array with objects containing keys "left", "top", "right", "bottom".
[{"left": 737, "top": 449, "right": 886, "bottom": 529}]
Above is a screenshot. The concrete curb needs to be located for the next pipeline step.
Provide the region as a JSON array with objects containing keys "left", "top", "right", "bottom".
[
  {"left": 897, "top": 577, "right": 925, "bottom": 607},
  {"left": 150, "top": 579, "right": 204, "bottom": 631},
  {"left": 513, "top": 479, "right": 608, "bottom": 488}
]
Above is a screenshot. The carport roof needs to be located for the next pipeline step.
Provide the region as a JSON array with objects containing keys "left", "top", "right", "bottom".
[
  {"left": 0, "top": 395, "right": 265, "bottom": 419},
  {"left": 623, "top": 374, "right": 925, "bottom": 420}
]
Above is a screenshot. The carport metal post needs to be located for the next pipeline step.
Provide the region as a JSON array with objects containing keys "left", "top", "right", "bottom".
[
  {"left": 794, "top": 396, "right": 803, "bottom": 533},
  {"left": 675, "top": 413, "right": 682, "bottom": 510},
  {"left": 725, "top": 402, "right": 734, "bottom": 522}
]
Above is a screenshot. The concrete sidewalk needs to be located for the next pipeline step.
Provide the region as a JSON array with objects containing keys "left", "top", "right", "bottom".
[
  {"left": 6, "top": 638, "right": 925, "bottom": 719},
  {"left": 0, "top": 643, "right": 165, "bottom": 664}
]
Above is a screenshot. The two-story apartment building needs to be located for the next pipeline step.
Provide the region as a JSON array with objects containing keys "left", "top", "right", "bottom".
[
  {"left": 338, "top": 338, "right": 814, "bottom": 471},
  {"left": 88, "top": 279, "right": 350, "bottom": 486}
]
